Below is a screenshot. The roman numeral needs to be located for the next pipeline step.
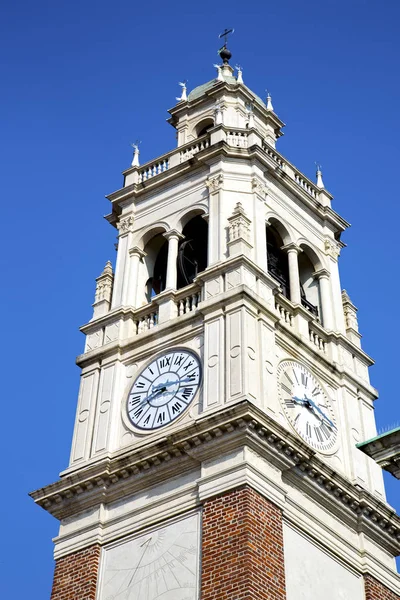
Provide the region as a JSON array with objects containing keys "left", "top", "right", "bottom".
[
  {"left": 136, "top": 381, "right": 146, "bottom": 388},
  {"left": 183, "top": 360, "right": 194, "bottom": 372},
  {"left": 157, "top": 411, "right": 166, "bottom": 423},
  {"left": 174, "top": 354, "right": 185, "bottom": 366},
  {"left": 284, "top": 373, "right": 293, "bottom": 385},
  {"left": 320, "top": 423, "right": 331, "bottom": 440},
  {"left": 285, "top": 398, "right": 295, "bottom": 408},
  {"left": 281, "top": 383, "right": 292, "bottom": 395},
  {"left": 301, "top": 372, "right": 308, "bottom": 387},
  {"left": 306, "top": 422, "right": 312, "bottom": 438},
  {"left": 314, "top": 426, "right": 323, "bottom": 443},
  {"left": 180, "top": 387, "right": 194, "bottom": 401},
  {"left": 172, "top": 401, "right": 183, "bottom": 414},
  {"left": 159, "top": 357, "right": 172, "bottom": 369},
  {"left": 129, "top": 395, "right": 141, "bottom": 406},
  {"left": 312, "top": 387, "right": 320, "bottom": 396},
  {"left": 143, "top": 414, "right": 151, "bottom": 426},
  {"left": 292, "top": 369, "right": 299, "bottom": 384},
  {"left": 134, "top": 407, "right": 144, "bottom": 418}
]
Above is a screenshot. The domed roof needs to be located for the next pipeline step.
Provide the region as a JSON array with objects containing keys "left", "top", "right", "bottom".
[{"left": 187, "top": 76, "right": 266, "bottom": 109}]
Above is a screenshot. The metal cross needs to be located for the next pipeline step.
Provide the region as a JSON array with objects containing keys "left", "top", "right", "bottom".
[{"left": 218, "top": 28, "right": 234, "bottom": 45}]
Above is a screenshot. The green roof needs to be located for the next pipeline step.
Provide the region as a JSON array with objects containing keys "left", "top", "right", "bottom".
[
  {"left": 188, "top": 77, "right": 266, "bottom": 108},
  {"left": 357, "top": 426, "right": 400, "bottom": 449}
]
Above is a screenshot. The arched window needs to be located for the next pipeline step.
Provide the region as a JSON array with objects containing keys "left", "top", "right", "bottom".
[
  {"left": 177, "top": 216, "right": 208, "bottom": 289},
  {"left": 142, "top": 233, "right": 168, "bottom": 303},
  {"left": 298, "top": 249, "right": 320, "bottom": 318},
  {"left": 266, "top": 225, "right": 290, "bottom": 299},
  {"left": 196, "top": 118, "right": 214, "bottom": 138}
]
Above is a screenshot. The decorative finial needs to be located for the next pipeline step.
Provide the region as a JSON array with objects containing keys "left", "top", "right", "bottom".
[
  {"left": 315, "top": 162, "right": 325, "bottom": 189},
  {"left": 176, "top": 80, "right": 188, "bottom": 102},
  {"left": 235, "top": 64, "right": 243, "bottom": 84},
  {"left": 130, "top": 141, "right": 140, "bottom": 167},
  {"left": 218, "top": 28, "right": 234, "bottom": 64},
  {"left": 213, "top": 64, "right": 224, "bottom": 81},
  {"left": 266, "top": 90, "right": 274, "bottom": 111},
  {"left": 246, "top": 102, "right": 254, "bottom": 128},
  {"left": 214, "top": 101, "right": 223, "bottom": 125},
  {"left": 102, "top": 260, "right": 113, "bottom": 275}
]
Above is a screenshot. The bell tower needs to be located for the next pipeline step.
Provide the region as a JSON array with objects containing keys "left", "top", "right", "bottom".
[{"left": 31, "top": 41, "right": 400, "bottom": 600}]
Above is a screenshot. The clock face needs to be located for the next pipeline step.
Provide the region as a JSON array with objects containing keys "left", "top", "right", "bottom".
[
  {"left": 277, "top": 360, "right": 337, "bottom": 453},
  {"left": 127, "top": 349, "right": 202, "bottom": 431}
]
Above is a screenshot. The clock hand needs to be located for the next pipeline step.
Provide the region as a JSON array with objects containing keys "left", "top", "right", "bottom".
[
  {"left": 292, "top": 395, "right": 308, "bottom": 406},
  {"left": 304, "top": 396, "right": 336, "bottom": 429}
]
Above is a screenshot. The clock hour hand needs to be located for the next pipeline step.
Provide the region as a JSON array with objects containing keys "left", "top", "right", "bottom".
[{"left": 304, "top": 396, "right": 336, "bottom": 429}]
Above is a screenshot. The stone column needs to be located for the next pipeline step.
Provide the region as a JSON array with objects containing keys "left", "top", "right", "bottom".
[
  {"left": 282, "top": 243, "right": 301, "bottom": 305},
  {"left": 314, "top": 268, "right": 333, "bottom": 330},
  {"left": 205, "top": 174, "right": 223, "bottom": 265},
  {"left": 164, "top": 230, "right": 184, "bottom": 290},
  {"left": 125, "top": 246, "right": 146, "bottom": 307}
]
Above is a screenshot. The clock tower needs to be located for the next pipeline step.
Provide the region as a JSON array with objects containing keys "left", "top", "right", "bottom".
[{"left": 31, "top": 44, "right": 400, "bottom": 600}]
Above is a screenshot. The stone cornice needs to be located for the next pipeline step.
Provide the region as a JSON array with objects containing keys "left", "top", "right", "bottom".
[
  {"left": 106, "top": 140, "right": 348, "bottom": 238},
  {"left": 30, "top": 400, "right": 400, "bottom": 554}
]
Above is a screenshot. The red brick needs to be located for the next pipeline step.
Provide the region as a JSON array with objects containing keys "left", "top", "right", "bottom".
[
  {"left": 201, "top": 485, "right": 286, "bottom": 600},
  {"left": 50, "top": 544, "right": 101, "bottom": 600},
  {"left": 364, "top": 574, "right": 400, "bottom": 600}
]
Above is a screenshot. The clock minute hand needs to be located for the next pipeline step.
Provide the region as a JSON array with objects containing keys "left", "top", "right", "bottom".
[{"left": 304, "top": 396, "right": 336, "bottom": 429}]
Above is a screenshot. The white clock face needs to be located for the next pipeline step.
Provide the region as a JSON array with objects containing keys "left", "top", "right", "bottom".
[
  {"left": 278, "top": 360, "right": 337, "bottom": 453},
  {"left": 127, "top": 349, "right": 202, "bottom": 431}
]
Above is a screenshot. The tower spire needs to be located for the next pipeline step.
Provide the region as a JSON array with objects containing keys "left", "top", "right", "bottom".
[{"left": 315, "top": 163, "right": 325, "bottom": 189}]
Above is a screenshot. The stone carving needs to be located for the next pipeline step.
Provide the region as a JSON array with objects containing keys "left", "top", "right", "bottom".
[
  {"left": 117, "top": 214, "right": 134, "bottom": 234},
  {"left": 205, "top": 173, "right": 223, "bottom": 193},
  {"left": 325, "top": 238, "right": 341, "bottom": 260},
  {"left": 251, "top": 177, "right": 268, "bottom": 197},
  {"left": 342, "top": 290, "right": 359, "bottom": 332},
  {"left": 94, "top": 261, "right": 114, "bottom": 304},
  {"left": 228, "top": 202, "right": 251, "bottom": 243}
]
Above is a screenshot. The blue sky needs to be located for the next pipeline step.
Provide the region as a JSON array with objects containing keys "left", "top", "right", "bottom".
[{"left": 1, "top": 0, "right": 399, "bottom": 597}]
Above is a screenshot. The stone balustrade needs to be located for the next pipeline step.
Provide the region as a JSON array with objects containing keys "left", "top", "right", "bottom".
[
  {"left": 274, "top": 294, "right": 294, "bottom": 327},
  {"left": 179, "top": 135, "right": 210, "bottom": 162},
  {"left": 124, "top": 128, "right": 322, "bottom": 203},
  {"left": 138, "top": 159, "right": 169, "bottom": 183},
  {"left": 308, "top": 322, "right": 327, "bottom": 353},
  {"left": 226, "top": 130, "right": 248, "bottom": 148},
  {"left": 175, "top": 284, "right": 202, "bottom": 316}
]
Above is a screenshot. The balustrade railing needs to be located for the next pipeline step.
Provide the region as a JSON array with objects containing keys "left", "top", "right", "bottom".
[
  {"left": 175, "top": 285, "right": 202, "bottom": 316},
  {"left": 263, "top": 144, "right": 285, "bottom": 169},
  {"left": 226, "top": 130, "right": 248, "bottom": 148},
  {"left": 274, "top": 294, "right": 294, "bottom": 327},
  {"left": 134, "top": 308, "right": 158, "bottom": 334},
  {"left": 180, "top": 136, "right": 210, "bottom": 162},
  {"left": 294, "top": 170, "right": 317, "bottom": 198},
  {"left": 309, "top": 322, "right": 327, "bottom": 353},
  {"left": 138, "top": 159, "right": 169, "bottom": 183}
]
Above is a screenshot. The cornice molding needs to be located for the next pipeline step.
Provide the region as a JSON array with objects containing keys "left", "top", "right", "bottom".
[{"left": 30, "top": 400, "right": 400, "bottom": 555}]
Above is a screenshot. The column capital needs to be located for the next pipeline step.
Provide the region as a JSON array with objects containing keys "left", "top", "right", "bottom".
[
  {"left": 163, "top": 229, "right": 185, "bottom": 242},
  {"left": 128, "top": 246, "right": 146, "bottom": 260},
  {"left": 313, "top": 268, "right": 330, "bottom": 280},
  {"left": 281, "top": 242, "right": 302, "bottom": 254}
]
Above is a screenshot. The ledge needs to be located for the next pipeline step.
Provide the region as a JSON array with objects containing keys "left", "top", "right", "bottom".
[{"left": 30, "top": 400, "right": 400, "bottom": 555}]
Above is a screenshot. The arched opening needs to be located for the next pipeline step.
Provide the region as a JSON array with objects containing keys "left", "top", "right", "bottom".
[
  {"left": 298, "top": 248, "right": 320, "bottom": 318},
  {"left": 266, "top": 225, "right": 290, "bottom": 298},
  {"left": 196, "top": 118, "right": 214, "bottom": 138},
  {"left": 177, "top": 215, "right": 208, "bottom": 289},
  {"left": 142, "top": 233, "right": 168, "bottom": 303}
]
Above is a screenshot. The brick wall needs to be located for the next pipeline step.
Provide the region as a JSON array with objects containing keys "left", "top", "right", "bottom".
[
  {"left": 364, "top": 575, "right": 400, "bottom": 600},
  {"left": 201, "top": 485, "right": 286, "bottom": 600},
  {"left": 50, "top": 544, "right": 101, "bottom": 600}
]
